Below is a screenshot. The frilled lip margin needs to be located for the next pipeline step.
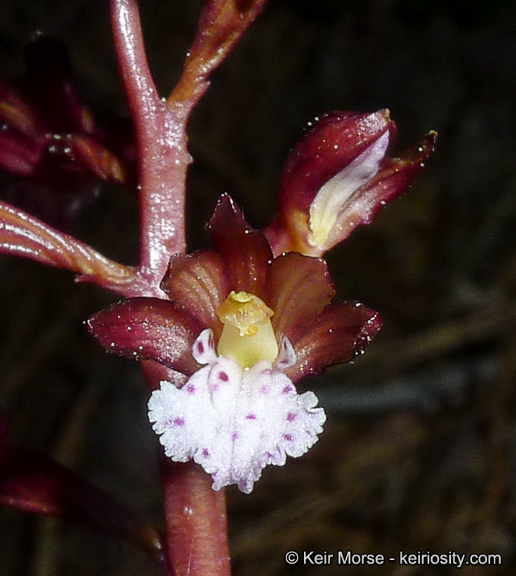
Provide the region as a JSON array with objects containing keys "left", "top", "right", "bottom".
[{"left": 87, "top": 194, "right": 382, "bottom": 385}]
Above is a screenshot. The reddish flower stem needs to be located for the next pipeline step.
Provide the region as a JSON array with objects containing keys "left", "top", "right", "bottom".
[
  {"left": 142, "top": 361, "right": 231, "bottom": 576},
  {"left": 111, "top": 0, "right": 192, "bottom": 290},
  {"left": 161, "top": 462, "right": 230, "bottom": 576},
  {"left": 168, "top": 0, "right": 267, "bottom": 106}
]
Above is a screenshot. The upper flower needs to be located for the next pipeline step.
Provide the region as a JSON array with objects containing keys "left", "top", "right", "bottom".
[
  {"left": 87, "top": 194, "right": 381, "bottom": 492},
  {"left": 264, "top": 110, "right": 436, "bottom": 257}
]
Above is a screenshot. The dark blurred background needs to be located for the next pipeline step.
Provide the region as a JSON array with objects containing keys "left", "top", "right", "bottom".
[{"left": 1, "top": 0, "right": 516, "bottom": 574}]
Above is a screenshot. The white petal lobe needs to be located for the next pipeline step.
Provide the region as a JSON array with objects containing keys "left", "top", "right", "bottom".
[{"left": 148, "top": 355, "right": 326, "bottom": 494}]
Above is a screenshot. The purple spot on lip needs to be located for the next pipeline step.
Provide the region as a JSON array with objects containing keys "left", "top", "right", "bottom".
[
  {"left": 246, "top": 413, "right": 257, "bottom": 420},
  {"left": 232, "top": 431, "right": 239, "bottom": 441},
  {"left": 283, "top": 433, "right": 293, "bottom": 441},
  {"left": 218, "top": 371, "right": 229, "bottom": 382},
  {"left": 196, "top": 341, "right": 204, "bottom": 354},
  {"left": 259, "top": 385, "right": 270, "bottom": 395},
  {"left": 202, "top": 448, "right": 210, "bottom": 458},
  {"left": 282, "top": 385, "right": 293, "bottom": 394},
  {"left": 173, "top": 417, "right": 185, "bottom": 427},
  {"left": 286, "top": 413, "right": 296, "bottom": 422},
  {"left": 185, "top": 384, "right": 196, "bottom": 394}
]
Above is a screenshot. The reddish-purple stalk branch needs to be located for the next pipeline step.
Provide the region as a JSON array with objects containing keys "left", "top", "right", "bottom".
[
  {"left": 168, "top": 0, "right": 267, "bottom": 106},
  {"left": 111, "top": 0, "right": 193, "bottom": 292},
  {"left": 111, "top": 0, "right": 267, "bottom": 294}
]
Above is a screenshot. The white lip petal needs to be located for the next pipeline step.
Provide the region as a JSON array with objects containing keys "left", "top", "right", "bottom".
[{"left": 148, "top": 350, "right": 326, "bottom": 494}]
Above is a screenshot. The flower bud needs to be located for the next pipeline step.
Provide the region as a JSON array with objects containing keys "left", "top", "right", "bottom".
[{"left": 265, "top": 110, "right": 436, "bottom": 257}]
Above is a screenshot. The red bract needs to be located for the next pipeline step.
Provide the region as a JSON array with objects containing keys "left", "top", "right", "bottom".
[
  {"left": 264, "top": 110, "right": 436, "bottom": 257},
  {"left": 88, "top": 194, "right": 381, "bottom": 383}
]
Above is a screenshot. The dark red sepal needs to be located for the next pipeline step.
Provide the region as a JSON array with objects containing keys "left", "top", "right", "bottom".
[
  {"left": 160, "top": 251, "right": 228, "bottom": 339},
  {"left": 286, "top": 301, "right": 382, "bottom": 383},
  {"left": 207, "top": 194, "right": 272, "bottom": 299},
  {"left": 335, "top": 130, "right": 438, "bottom": 233},
  {"left": 264, "top": 110, "right": 436, "bottom": 257},
  {"left": 87, "top": 298, "right": 202, "bottom": 376},
  {"left": 278, "top": 111, "right": 394, "bottom": 216},
  {"left": 268, "top": 251, "right": 335, "bottom": 335}
]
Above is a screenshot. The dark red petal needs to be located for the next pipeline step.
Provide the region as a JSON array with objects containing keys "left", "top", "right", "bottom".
[
  {"left": 278, "top": 111, "right": 394, "bottom": 216},
  {"left": 268, "top": 252, "right": 335, "bottom": 337},
  {"left": 286, "top": 301, "right": 382, "bottom": 383},
  {"left": 330, "top": 131, "right": 437, "bottom": 243},
  {"left": 160, "top": 250, "right": 228, "bottom": 339},
  {"left": 207, "top": 194, "right": 272, "bottom": 299},
  {"left": 0, "top": 447, "right": 163, "bottom": 563},
  {"left": 87, "top": 298, "right": 201, "bottom": 375}
]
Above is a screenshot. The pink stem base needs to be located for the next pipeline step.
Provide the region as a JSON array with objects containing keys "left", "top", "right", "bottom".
[{"left": 161, "top": 460, "right": 230, "bottom": 576}]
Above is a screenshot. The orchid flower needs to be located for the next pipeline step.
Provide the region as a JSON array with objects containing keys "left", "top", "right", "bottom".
[{"left": 88, "top": 194, "right": 381, "bottom": 492}]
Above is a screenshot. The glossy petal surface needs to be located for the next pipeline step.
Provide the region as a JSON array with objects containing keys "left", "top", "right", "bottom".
[
  {"left": 87, "top": 297, "right": 201, "bottom": 375},
  {"left": 279, "top": 111, "right": 393, "bottom": 216},
  {"left": 160, "top": 250, "right": 227, "bottom": 338},
  {"left": 208, "top": 194, "right": 271, "bottom": 299},
  {"left": 265, "top": 110, "right": 435, "bottom": 257},
  {"left": 307, "top": 130, "right": 390, "bottom": 252},
  {"left": 325, "top": 131, "right": 437, "bottom": 248},
  {"left": 286, "top": 301, "right": 382, "bottom": 383},
  {"left": 268, "top": 252, "right": 335, "bottom": 336}
]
